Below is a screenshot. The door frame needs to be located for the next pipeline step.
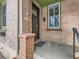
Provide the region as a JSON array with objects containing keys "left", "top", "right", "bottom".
[{"left": 32, "top": 2, "right": 40, "bottom": 39}]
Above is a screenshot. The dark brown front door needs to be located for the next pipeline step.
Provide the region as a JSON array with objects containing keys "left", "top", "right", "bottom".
[{"left": 32, "top": 3, "right": 39, "bottom": 41}]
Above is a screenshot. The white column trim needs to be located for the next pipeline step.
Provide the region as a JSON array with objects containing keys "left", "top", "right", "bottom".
[{"left": 19, "top": 0, "right": 22, "bottom": 34}]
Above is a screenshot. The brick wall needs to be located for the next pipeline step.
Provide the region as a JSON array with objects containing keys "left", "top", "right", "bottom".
[
  {"left": 22, "top": 0, "right": 32, "bottom": 33},
  {"left": 41, "top": 0, "right": 79, "bottom": 46},
  {"left": 22, "top": 0, "right": 79, "bottom": 46},
  {"left": 13, "top": 33, "right": 35, "bottom": 59}
]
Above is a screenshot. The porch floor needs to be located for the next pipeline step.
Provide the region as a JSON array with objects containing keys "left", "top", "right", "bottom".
[{"left": 34, "top": 42, "right": 73, "bottom": 59}]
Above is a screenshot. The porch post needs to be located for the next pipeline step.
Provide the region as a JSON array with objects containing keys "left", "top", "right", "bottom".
[
  {"left": 19, "top": 33, "right": 35, "bottom": 59},
  {"left": 13, "top": 33, "right": 35, "bottom": 59}
]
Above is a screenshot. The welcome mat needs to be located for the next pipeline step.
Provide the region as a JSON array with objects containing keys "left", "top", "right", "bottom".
[{"left": 35, "top": 41, "right": 46, "bottom": 47}]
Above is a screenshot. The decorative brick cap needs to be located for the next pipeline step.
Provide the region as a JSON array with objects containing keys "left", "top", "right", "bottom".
[{"left": 19, "top": 33, "right": 36, "bottom": 39}]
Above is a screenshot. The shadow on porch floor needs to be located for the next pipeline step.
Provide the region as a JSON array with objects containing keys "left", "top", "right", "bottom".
[{"left": 34, "top": 42, "right": 73, "bottom": 59}]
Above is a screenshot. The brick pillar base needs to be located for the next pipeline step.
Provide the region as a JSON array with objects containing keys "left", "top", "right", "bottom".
[
  {"left": 19, "top": 33, "right": 35, "bottom": 59},
  {"left": 13, "top": 33, "right": 35, "bottom": 59}
]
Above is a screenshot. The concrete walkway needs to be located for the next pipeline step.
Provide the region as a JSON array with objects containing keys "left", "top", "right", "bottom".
[
  {"left": 0, "top": 52, "right": 6, "bottom": 59},
  {"left": 34, "top": 42, "right": 73, "bottom": 59}
]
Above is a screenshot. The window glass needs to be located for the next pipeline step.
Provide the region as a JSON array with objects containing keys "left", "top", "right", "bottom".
[
  {"left": 0, "top": 5, "right": 2, "bottom": 29},
  {"left": 0, "top": 1, "right": 6, "bottom": 29},
  {"left": 54, "top": 15, "right": 59, "bottom": 27},
  {"left": 55, "top": 6, "right": 59, "bottom": 15},
  {"left": 48, "top": 3, "right": 60, "bottom": 29},
  {"left": 3, "top": 4, "right": 6, "bottom": 26},
  {"left": 49, "top": 8, "right": 54, "bottom": 16}
]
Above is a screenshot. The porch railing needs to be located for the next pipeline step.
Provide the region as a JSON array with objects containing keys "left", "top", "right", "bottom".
[{"left": 72, "top": 28, "right": 79, "bottom": 59}]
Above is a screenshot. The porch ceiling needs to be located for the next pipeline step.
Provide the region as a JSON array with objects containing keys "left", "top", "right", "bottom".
[
  {"left": 36, "top": 0, "right": 60, "bottom": 6},
  {"left": 0, "top": 0, "right": 5, "bottom": 5},
  {"left": 36, "top": 0, "right": 62, "bottom": 7}
]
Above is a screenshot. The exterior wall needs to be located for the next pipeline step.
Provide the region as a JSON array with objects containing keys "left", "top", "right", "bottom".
[
  {"left": 22, "top": 0, "right": 32, "bottom": 33},
  {"left": 41, "top": 0, "right": 79, "bottom": 46},
  {"left": 6, "top": 0, "right": 18, "bottom": 51},
  {"left": 0, "top": 0, "right": 18, "bottom": 58},
  {"left": 22, "top": 0, "right": 79, "bottom": 46}
]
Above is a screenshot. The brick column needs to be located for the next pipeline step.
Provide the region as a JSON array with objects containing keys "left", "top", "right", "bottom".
[
  {"left": 22, "top": 0, "right": 32, "bottom": 33},
  {"left": 16, "top": 33, "right": 35, "bottom": 59}
]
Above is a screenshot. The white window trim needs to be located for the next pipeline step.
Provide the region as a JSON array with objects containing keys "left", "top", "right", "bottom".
[{"left": 48, "top": 3, "right": 60, "bottom": 29}]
